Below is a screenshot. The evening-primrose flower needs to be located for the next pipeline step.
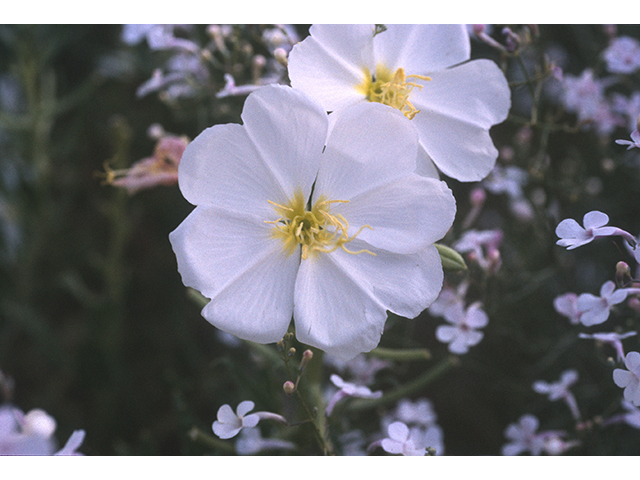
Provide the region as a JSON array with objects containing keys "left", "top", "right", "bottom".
[
  {"left": 613, "top": 351, "right": 640, "bottom": 407},
  {"left": 169, "top": 85, "right": 456, "bottom": 360},
  {"left": 288, "top": 24, "right": 511, "bottom": 182}
]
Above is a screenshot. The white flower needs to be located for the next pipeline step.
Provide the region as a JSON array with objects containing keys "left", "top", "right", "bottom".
[
  {"left": 288, "top": 24, "right": 511, "bottom": 182},
  {"left": 325, "top": 374, "right": 382, "bottom": 416},
  {"left": 452, "top": 229, "right": 502, "bottom": 271},
  {"left": 435, "top": 302, "right": 488, "bottom": 354},
  {"left": 169, "top": 85, "right": 456, "bottom": 360},
  {"left": 576, "top": 281, "right": 628, "bottom": 327},
  {"left": 553, "top": 292, "right": 582, "bottom": 325},
  {"left": 556, "top": 211, "right": 626, "bottom": 250},
  {"left": 533, "top": 369, "right": 581, "bottom": 420},
  {"left": 323, "top": 353, "right": 390, "bottom": 386},
  {"left": 613, "top": 351, "right": 640, "bottom": 407},
  {"left": 212, "top": 401, "right": 260, "bottom": 439},
  {"left": 380, "top": 421, "right": 426, "bottom": 456}
]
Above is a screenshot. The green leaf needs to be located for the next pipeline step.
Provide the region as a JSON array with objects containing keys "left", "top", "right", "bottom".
[{"left": 435, "top": 243, "right": 467, "bottom": 271}]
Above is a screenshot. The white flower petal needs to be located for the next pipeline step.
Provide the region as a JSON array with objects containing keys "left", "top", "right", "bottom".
[
  {"left": 388, "top": 421, "right": 410, "bottom": 442},
  {"left": 242, "top": 414, "right": 260, "bottom": 429},
  {"left": 381, "top": 438, "right": 404, "bottom": 455},
  {"left": 625, "top": 351, "right": 640, "bottom": 372},
  {"left": 216, "top": 404, "right": 236, "bottom": 423},
  {"left": 316, "top": 102, "right": 419, "bottom": 201},
  {"left": 288, "top": 24, "right": 375, "bottom": 112},
  {"left": 613, "top": 369, "right": 633, "bottom": 388},
  {"left": 373, "top": 24, "right": 470, "bottom": 74},
  {"left": 555, "top": 218, "right": 584, "bottom": 240},
  {"left": 241, "top": 85, "right": 327, "bottom": 198},
  {"left": 334, "top": 175, "right": 456, "bottom": 254},
  {"left": 582, "top": 211, "right": 609, "bottom": 229},
  {"left": 410, "top": 60, "right": 510, "bottom": 181},
  {"left": 448, "top": 335, "right": 470, "bottom": 354},
  {"left": 294, "top": 243, "right": 444, "bottom": 360},
  {"left": 293, "top": 250, "right": 387, "bottom": 360},
  {"left": 465, "top": 304, "right": 489, "bottom": 328},
  {"left": 436, "top": 325, "right": 459, "bottom": 343},
  {"left": 177, "top": 123, "right": 283, "bottom": 217},
  {"left": 236, "top": 401, "right": 255, "bottom": 418},
  {"left": 169, "top": 206, "right": 298, "bottom": 344}
]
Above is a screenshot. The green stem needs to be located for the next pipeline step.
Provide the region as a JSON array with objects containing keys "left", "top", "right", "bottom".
[{"left": 369, "top": 347, "right": 431, "bottom": 361}]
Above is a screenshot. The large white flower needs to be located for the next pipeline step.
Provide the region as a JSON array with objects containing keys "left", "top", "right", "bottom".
[
  {"left": 169, "top": 85, "right": 456, "bottom": 360},
  {"left": 288, "top": 24, "right": 511, "bottom": 182}
]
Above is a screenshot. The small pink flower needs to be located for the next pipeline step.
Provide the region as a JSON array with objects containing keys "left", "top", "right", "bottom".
[
  {"left": 325, "top": 374, "right": 382, "bottom": 416},
  {"left": 105, "top": 134, "right": 188, "bottom": 195}
]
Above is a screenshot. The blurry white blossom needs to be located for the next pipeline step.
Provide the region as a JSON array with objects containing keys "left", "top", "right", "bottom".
[
  {"left": 603, "top": 36, "right": 640, "bottom": 74},
  {"left": 578, "top": 331, "right": 637, "bottom": 361},
  {"left": 613, "top": 351, "right": 640, "bottom": 406},
  {"left": 324, "top": 354, "right": 390, "bottom": 386},
  {"left": 0, "top": 406, "right": 84, "bottom": 455},
  {"left": 428, "top": 281, "right": 468, "bottom": 318},
  {"left": 435, "top": 302, "right": 488, "bottom": 354},
  {"left": 453, "top": 229, "right": 503, "bottom": 272},
  {"left": 379, "top": 421, "right": 427, "bottom": 456},
  {"left": 235, "top": 427, "right": 294, "bottom": 455},
  {"left": 553, "top": 292, "right": 582, "bottom": 325},
  {"left": 325, "top": 374, "right": 382, "bottom": 416},
  {"left": 502, "top": 414, "right": 577, "bottom": 456},
  {"left": 615, "top": 129, "right": 640, "bottom": 150},
  {"left": 533, "top": 369, "right": 581, "bottom": 419},
  {"left": 576, "top": 281, "right": 629, "bottom": 327}
]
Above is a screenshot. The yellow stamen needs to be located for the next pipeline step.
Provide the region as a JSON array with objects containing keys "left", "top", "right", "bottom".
[
  {"left": 356, "top": 64, "right": 431, "bottom": 120},
  {"left": 266, "top": 190, "right": 375, "bottom": 260}
]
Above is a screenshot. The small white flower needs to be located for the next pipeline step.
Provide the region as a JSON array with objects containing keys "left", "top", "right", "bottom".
[
  {"left": 288, "top": 24, "right": 511, "bottom": 182},
  {"left": 428, "top": 281, "right": 468, "bottom": 318},
  {"left": 613, "top": 351, "right": 640, "bottom": 407},
  {"left": 325, "top": 374, "right": 382, "bottom": 416},
  {"left": 212, "top": 401, "right": 261, "bottom": 439},
  {"left": 553, "top": 292, "right": 582, "bottom": 325},
  {"left": 380, "top": 421, "right": 427, "bottom": 456},
  {"left": 576, "top": 281, "right": 628, "bottom": 327},
  {"left": 394, "top": 398, "right": 438, "bottom": 428},
  {"left": 533, "top": 369, "right": 581, "bottom": 420},
  {"left": 453, "top": 230, "right": 502, "bottom": 271},
  {"left": 435, "top": 302, "right": 488, "bottom": 354},
  {"left": 555, "top": 211, "right": 634, "bottom": 250}
]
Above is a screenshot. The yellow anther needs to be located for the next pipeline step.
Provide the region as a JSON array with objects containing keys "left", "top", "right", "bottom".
[
  {"left": 266, "top": 190, "right": 375, "bottom": 260},
  {"left": 356, "top": 64, "right": 431, "bottom": 120}
]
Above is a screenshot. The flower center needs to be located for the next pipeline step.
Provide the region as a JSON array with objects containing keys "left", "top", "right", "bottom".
[
  {"left": 356, "top": 65, "right": 431, "bottom": 120},
  {"left": 266, "top": 190, "right": 374, "bottom": 260}
]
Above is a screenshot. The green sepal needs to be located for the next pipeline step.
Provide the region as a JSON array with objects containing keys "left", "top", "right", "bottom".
[{"left": 435, "top": 243, "right": 467, "bottom": 271}]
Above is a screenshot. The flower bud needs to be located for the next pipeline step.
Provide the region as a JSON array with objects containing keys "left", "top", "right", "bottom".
[
  {"left": 283, "top": 381, "right": 296, "bottom": 395},
  {"left": 288, "top": 347, "right": 296, "bottom": 357},
  {"left": 616, "top": 261, "right": 631, "bottom": 286},
  {"left": 274, "top": 47, "right": 288, "bottom": 67},
  {"left": 299, "top": 349, "right": 313, "bottom": 371}
]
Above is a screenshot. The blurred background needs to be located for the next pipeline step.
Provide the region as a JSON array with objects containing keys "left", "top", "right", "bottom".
[{"left": 1, "top": 24, "right": 640, "bottom": 455}]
